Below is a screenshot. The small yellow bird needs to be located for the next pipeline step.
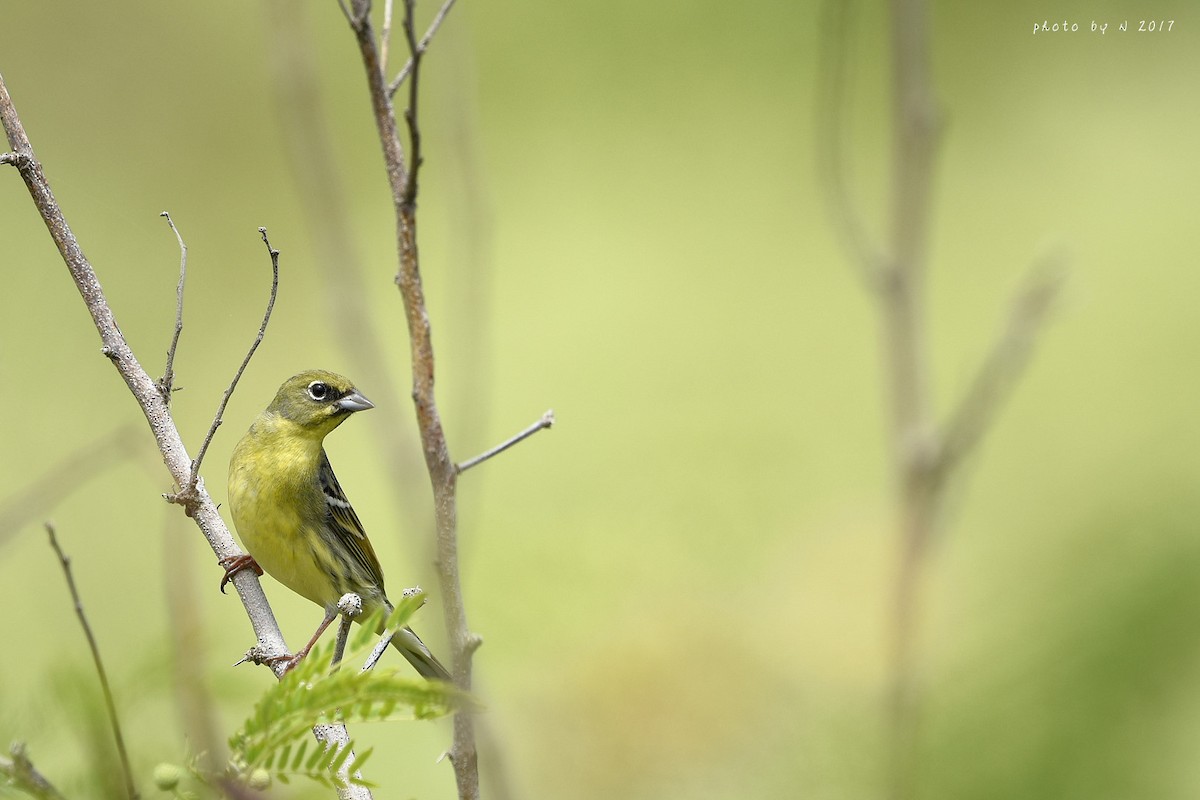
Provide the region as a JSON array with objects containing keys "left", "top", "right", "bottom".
[{"left": 225, "top": 369, "right": 449, "bottom": 680}]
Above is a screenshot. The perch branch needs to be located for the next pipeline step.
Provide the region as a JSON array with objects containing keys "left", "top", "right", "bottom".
[
  {"left": 0, "top": 71, "right": 370, "bottom": 793},
  {"left": 46, "top": 523, "right": 138, "bottom": 800},
  {"left": 456, "top": 409, "right": 554, "bottom": 474}
]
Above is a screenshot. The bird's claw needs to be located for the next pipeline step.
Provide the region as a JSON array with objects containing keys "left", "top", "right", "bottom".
[
  {"left": 262, "top": 652, "right": 305, "bottom": 674},
  {"left": 219, "top": 553, "right": 263, "bottom": 594}
]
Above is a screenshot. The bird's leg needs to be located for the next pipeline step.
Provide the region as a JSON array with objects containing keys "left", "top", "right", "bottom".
[
  {"left": 264, "top": 608, "right": 339, "bottom": 674},
  {"left": 218, "top": 553, "right": 263, "bottom": 593}
]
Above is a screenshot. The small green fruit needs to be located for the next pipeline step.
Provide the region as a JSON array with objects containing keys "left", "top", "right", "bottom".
[{"left": 152, "top": 763, "right": 182, "bottom": 791}]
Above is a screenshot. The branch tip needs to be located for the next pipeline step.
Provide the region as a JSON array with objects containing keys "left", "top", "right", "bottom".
[
  {"left": 188, "top": 230, "right": 280, "bottom": 492},
  {"left": 158, "top": 210, "right": 188, "bottom": 402},
  {"left": 338, "top": 592, "right": 364, "bottom": 618},
  {"left": 456, "top": 409, "right": 556, "bottom": 474},
  {"left": 386, "top": 0, "right": 458, "bottom": 98}
]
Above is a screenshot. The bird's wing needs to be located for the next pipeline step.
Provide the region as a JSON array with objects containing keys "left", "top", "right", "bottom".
[{"left": 318, "top": 450, "right": 387, "bottom": 592}]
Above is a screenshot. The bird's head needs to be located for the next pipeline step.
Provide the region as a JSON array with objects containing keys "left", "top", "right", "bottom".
[{"left": 266, "top": 370, "right": 374, "bottom": 437}]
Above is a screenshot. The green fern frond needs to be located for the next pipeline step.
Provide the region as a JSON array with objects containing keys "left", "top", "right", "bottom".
[{"left": 227, "top": 593, "right": 473, "bottom": 788}]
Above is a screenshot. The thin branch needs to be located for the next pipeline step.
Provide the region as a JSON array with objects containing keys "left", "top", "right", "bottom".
[
  {"left": 332, "top": 617, "right": 354, "bottom": 669},
  {"left": 315, "top": 596, "right": 374, "bottom": 796},
  {"left": 1, "top": 66, "right": 286, "bottom": 665},
  {"left": 46, "top": 523, "right": 138, "bottom": 800},
  {"left": 386, "top": 0, "right": 458, "bottom": 99},
  {"left": 400, "top": 0, "right": 423, "bottom": 207},
  {"left": 0, "top": 424, "right": 141, "bottom": 548},
  {"left": 158, "top": 212, "right": 188, "bottom": 402},
  {"left": 882, "top": 0, "right": 943, "bottom": 796},
  {"left": 380, "top": 0, "right": 395, "bottom": 76},
  {"left": 935, "top": 254, "right": 1066, "bottom": 482},
  {"left": 361, "top": 632, "right": 395, "bottom": 673},
  {"left": 342, "top": 4, "right": 480, "bottom": 796},
  {"left": 263, "top": 0, "right": 428, "bottom": 537},
  {"left": 456, "top": 410, "right": 554, "bottom": 474},
  {"left": 816, "top": 0, "right": 884, "bottom": 288},
  {"left": 0, "top": 151, "right": 17, "bottom": 166},
  {"left": 0, "top": 743, "right": 68, "bottom": 800},
  {"left": 331, "top": 592, "right": 363, "bottom": 669},
  {"left": 180, "top": 228, "right": 279, "bottom": 499},
  {"left": 1, "top": 73, "right": 371, "bottom": 790}
]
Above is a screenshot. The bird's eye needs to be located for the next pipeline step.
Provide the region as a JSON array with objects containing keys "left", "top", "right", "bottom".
[{"left": 307, "top": 381, "right": 330, "bottom": 401}]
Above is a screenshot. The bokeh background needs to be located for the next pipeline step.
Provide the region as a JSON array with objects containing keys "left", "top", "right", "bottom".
[{"left": 2, "top": 1, "right": 1199, "bottom": 798}]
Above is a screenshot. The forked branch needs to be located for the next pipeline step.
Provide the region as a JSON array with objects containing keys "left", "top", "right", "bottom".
[
  {"left": 1, "top": 71, "right": 370, "bottom": 796},
  {"left": 341, "top": 2, "right": 479, "bottom": 797}
]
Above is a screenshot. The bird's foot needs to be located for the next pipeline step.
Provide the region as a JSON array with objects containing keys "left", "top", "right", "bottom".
[
  {"left": 262, "top": 651, "right": 306, "bottom": 674},
  {"left": 218, "top": 553, "right": 263, "bottom": 594}
]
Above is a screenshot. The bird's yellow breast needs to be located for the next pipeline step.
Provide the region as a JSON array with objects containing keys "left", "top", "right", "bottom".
[{"left": 227, "top": 415, "right": 342, "bottom": 609}]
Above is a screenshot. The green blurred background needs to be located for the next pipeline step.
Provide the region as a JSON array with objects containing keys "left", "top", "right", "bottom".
[{"left": 2, "top": 1, "right": 1199, "bottom": 798}]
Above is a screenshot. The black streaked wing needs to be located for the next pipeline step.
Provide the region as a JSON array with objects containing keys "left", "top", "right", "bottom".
[{"left": 318, "top": 450, "right": 387, "bottom": 591}]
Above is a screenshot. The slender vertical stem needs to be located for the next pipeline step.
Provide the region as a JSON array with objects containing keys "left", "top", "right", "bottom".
[
  {"left": 343, "top": 5, "right": 479, "bottom": 797},
  {"left": 46, "top": 524, "right": 139, "bottom": 800},
  {"left": 158, "top": 211, "right": 187, "bottom": 401},
  {"left": 820, "top": 5, "right": 1061, "bottom": 797},
  {"left": 883, "top": 0, "right": 942, "bottom": 797}
]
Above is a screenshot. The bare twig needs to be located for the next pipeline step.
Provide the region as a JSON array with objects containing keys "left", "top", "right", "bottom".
[
  {"left": 361, "top": 633, "right": 395, "bottom": 673},
  {"left": 263, "top": 0, "right": 427, "bottom": 536},
  {"left": 343, "top": 3, "right": 480, "bottom": 796},
  {"left": 180, "top": 228, "right": 279, "bottom": 499},
  {"left": 380, "top": 0, "right": 395, "bottom": 75},
  {"left": 816, "top": 0, "right": 883, "bottom": 287},
  {"left": 158, "top": 211, "right": 188, "bottom": 402},
  {"left": 399, "top": 0, "right": 424, "bottom": 206},
  {"left": 935, "top": 256, "right": 1066, "bottom": 484},
  {"left": 0, "top": 151, "right": 17, "bottom": 166},
  {"left": 332, "top": 617, "right": 355, "bottom": 669},
  {"left": 46, "top": 523, "right": 138, "bottom": 800},
  {"left": 332, "top": 592, "right": 364, "bottom": 669},
  {"left": 0, "top": 72, "right": 370, "bottom": 791},
  {"left": 818, "top": 2, "right": 1062, "bottom": 797},
  {"left": 456, "top": 410, "right": 554, "bottom": 474},
  {"left": 1, "top": 67, "right": 287, "bottom": 667},
  {"left": 0, "top": 424, "right": 141, "bottom": 548},
  {"left": 386, "top": 0, "right": 458, "bottom": 99},
  {"left": 0, "top": 743, "right": 68, "bottom": 800},
  {"left": 880, "top": 0, "right": 945, "bottom": 794}
]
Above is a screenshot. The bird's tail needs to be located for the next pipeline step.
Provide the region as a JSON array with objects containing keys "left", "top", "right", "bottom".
[
  {"left": 390, "top": 625, "right": 452, "bottom": 681},
  {"left": 380, "top": 602, "right": 451, "bottom": 681}
]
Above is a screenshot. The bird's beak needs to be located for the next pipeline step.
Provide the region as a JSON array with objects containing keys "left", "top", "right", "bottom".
[{"left": 336, "top": 390, "right": 375, "bottom": 413}]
